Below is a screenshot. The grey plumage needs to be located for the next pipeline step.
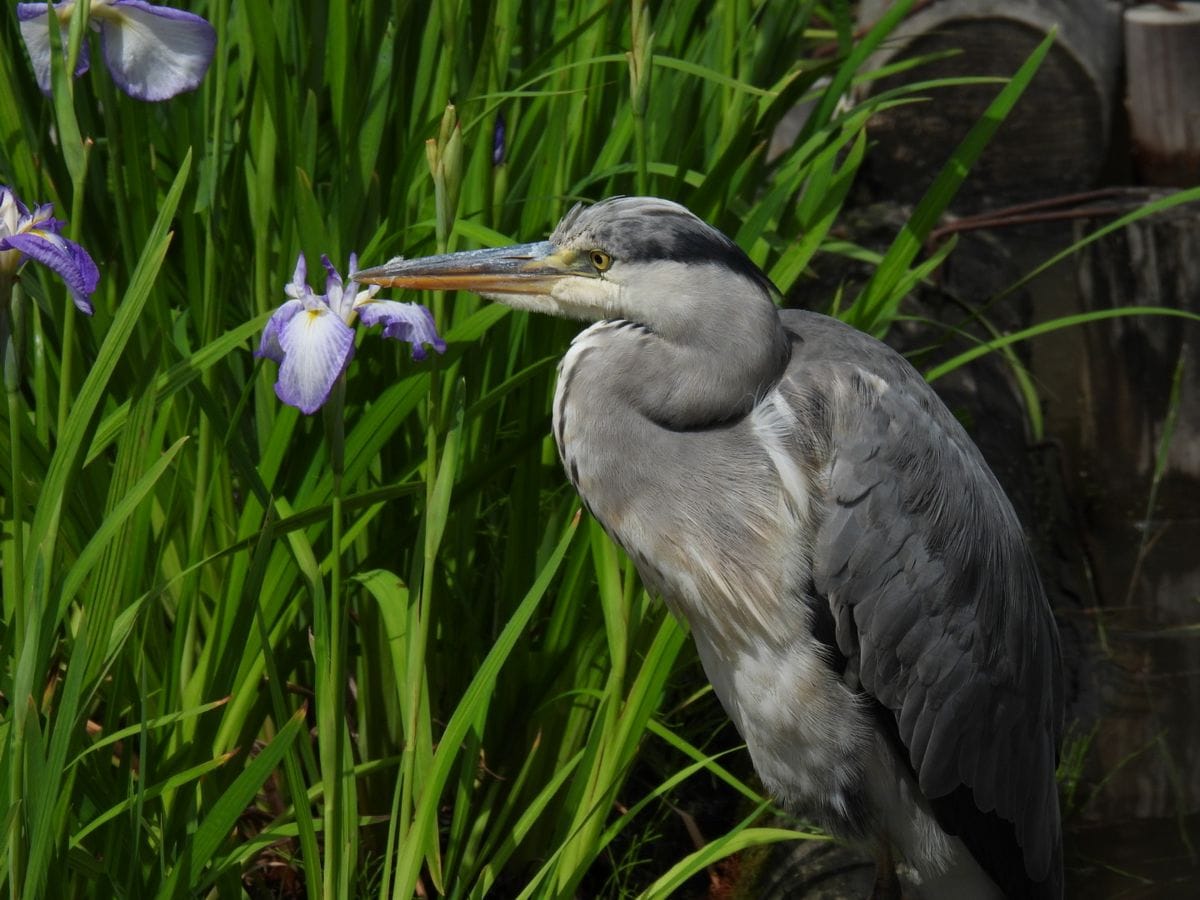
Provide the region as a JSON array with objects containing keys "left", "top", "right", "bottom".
[
  {"left": 357, "top": 197, "right": 1065, "bottom": 899},
  {"left": 796, "top": 312, "right": 1063, "bottom": 894}
]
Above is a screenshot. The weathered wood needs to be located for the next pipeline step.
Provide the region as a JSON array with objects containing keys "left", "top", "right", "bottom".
[
  {"left": 1124, "top": 3, "right": 1200, "bottom": 186},
  {"left": 1071, "top": 192, "right": 1200, "bottom": 820},
  {"left": 857, "top": 0, "right": 1123, "bottom": 207},
  {"left": 1076, "top": 193, "right": 1200, "bottom": 499}
]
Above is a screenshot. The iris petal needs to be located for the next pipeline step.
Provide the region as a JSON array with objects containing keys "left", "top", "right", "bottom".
[
  {"left": 2, "top": 229, "right": 100, "bottom": 314},
  {"left": 258, "top": 251, "right": 443, "bottom": 414},
  {"left": 16, "top": 3, "right": 93, "bottom": 95},
  {"left": 320, "top": 254, "right": 356, "bottom": 320},
  {"left": 1, "top": 186, "right": 32, "bottom": 231},
  {"left": 285, "top": 253, "right": 309, "bottom": 301},
  {"left": 357, "top": 300, "right": 446, "bottom": 360},
  {"left": 97, "top": 0, "right": 216, "bottom": 101},
  {"left": 274, "top": 305, "right": 356, "bottom": 414},
  {"left": 28, "top": 204, "right": 66, "bottom": 233},
  {"left": 255, "top": 298, "right": 303, "bottom": 363}
]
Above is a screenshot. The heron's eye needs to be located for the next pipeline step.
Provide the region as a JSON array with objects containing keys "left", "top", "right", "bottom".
[{"left": 589, "top": 249, "right": 612, "bottom": 272}]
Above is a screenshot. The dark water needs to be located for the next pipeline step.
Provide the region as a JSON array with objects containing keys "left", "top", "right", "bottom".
[
  {"left": 1021, "top": 206, "right": 1200, "bottom": 898},
  {"left": 1067, "top": 815, "right": 1200, "bottom": 898},
  {"left": 1060, "top": 511, "right": 1200, "bottom": 898}
]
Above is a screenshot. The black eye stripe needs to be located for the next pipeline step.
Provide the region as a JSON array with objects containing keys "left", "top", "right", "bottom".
[{"left": 550, "top": 198, "right": 775, "bottom": 295}]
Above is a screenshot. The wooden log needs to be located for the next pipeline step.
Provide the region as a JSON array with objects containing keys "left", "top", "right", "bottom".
[
  {"left": 856, "top": 0, "right": 1123, "bottom": 208},
  {"left": 1124, "top": 3, "right": 1200, "bottom": 186},
  {"left": 1070, "top": 192, "right": 1200, "bottom": 821},
  {"left": 1076, "top": 193, "right": 1200, "bottom": 498}
]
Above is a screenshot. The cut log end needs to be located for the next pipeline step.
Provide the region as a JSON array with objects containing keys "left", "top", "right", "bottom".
[
  {"left": 857, "top": 1, "right": 1122, "bottom": 207},
  {"left": 1124, "top": 3, "right": 1200, "bottom": 186}
]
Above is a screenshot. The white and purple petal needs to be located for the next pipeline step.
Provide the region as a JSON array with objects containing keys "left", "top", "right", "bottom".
[
  {"left": 356, "top": 300, "right": 446, "bottom": 360},
  {"left": 349, "top": 281, "right": 381, "bottom": 314},
  {"left": 321, "top": 255, "right": 356, "bottom": 321},
  {"left": 255, "top": 298, "right": 304, "bottom": 363},
  {"left": 17, "top": 3, "right": 94, "bottom": 95},
  {"left": 321, "top": 254, "right": 343, "bottom": 292},
  {"left": 2, "top": 228, "right": 100, "bottom": 314},
  {"left": 274, "top": 305, "right": 356, "bottom": 414},
  {"left": 95, "top": 0, "right": 216, "bottom": 101},
  {"left": 0, "top": 188, "right": 21, "bottom": 272},
  {"left": 1, "top": 186, "right": 29, "bottom": 233},
  {"left": 25, "top": 203, "right": 67, "bottom": 237},
  {"left": 284, "top": 253, "right": 310, "bottom": 301}
]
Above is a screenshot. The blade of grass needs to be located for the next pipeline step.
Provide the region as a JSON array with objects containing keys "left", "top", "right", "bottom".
[
  {"left": 157, "top": 707, "right": 307, "bottom": 898},
  {"left": 635, "top": 818, "right": 818, "bottom": 899},
  {"left": 851, "top": 31, "right": 1057, "bottom": 334},
  {"left": 925, "top": 307, "right": 1200, "bottom": 382},
  {"left": 14, "top": 152, "right": 192, "bottom": 900},
  {"left": 390, "top": 511, "right": 581, "bottom": 897}
]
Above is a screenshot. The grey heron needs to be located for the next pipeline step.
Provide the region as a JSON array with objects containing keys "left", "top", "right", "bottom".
[{"left": 357, "top": 197, "right": 1064, "bottom": 899}]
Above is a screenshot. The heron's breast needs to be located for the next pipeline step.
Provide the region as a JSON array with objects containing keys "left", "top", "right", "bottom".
[
  {"left": 555, "top": 359, "right": 816, "bottom": 652},
  {"left": 552, "top": 343, "right": 882, "bottom": 829}
]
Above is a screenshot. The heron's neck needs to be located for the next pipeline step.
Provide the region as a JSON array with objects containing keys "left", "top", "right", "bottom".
[
  {"left": 587, "top": 295, "right": 790, "bottom": 429},
  {"left": 550, "top": 302, "right": 801, "bottom": 645}
]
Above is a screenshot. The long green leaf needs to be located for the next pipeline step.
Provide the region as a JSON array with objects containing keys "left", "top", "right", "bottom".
[
  {"left": 925, "top": 307, "right": 1200, "bottom": 382},
  {"left": 15, "top": 152, "right": 193, "bottom": 899},
  {"left": 157, "top": 707, "right": 307, "bottom": 898},
  {"left": 70, "top": 750, "right": 237, "bottom": 849},
  {"left": 851, "top": 31, "right": 1057, "bottom": 334},
  {"left": 391, "top": 512, "right": 581, "bottom": 896},
  {"left": 58, "top": 436, "right": 188, "bottom": 611},
  {"left": 636, "top": 821, "right": 820, "bottom": 899},
  {"left": 24, "top": 151, "right": 193, "bottom": 586},
  {"left": 66, "top": 698, "right": 229, "bottom": 770}
]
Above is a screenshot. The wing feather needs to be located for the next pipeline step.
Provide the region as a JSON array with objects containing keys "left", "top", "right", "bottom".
[{"left": 778, "top": 310, "right": 1064, "bottom": 898}]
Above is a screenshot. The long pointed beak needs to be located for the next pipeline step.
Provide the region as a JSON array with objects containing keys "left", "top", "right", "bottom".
[{"left": 355, "top": 241, "right": 584, "bottom": 296}]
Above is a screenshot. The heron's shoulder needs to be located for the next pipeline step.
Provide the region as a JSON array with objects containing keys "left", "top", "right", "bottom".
[
  {"left": 779, "top": 310, "right": 916, "bottom": 378},
  {"left": 774, "top": 309, "right": 945, "bottom": 433}
]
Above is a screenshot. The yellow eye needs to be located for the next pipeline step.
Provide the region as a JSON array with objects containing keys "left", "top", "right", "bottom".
[{"left": 589, "top": 249, "right": 612, "bottom": 272}]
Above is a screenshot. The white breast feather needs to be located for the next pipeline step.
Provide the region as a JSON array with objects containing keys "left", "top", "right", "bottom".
[{"left": 750, "top": 389, "right": 811, "bottom": 522}]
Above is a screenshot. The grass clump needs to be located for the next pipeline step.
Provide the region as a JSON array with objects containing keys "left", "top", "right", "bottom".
[{"left": 7, "top": 1, "right": 1182, "bottom": 896}]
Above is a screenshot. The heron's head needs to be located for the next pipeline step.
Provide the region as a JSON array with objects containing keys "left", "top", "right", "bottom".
[{"left": 355, "top": 197, "right": 778, "bottom": 335}]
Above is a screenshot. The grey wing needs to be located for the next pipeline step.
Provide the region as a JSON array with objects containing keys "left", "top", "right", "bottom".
[{"left": 782, "top": 317, "right": 1063, "bottom": 894}]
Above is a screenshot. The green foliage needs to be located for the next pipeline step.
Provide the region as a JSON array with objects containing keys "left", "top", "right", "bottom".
[
  {"left": 1, "top": 0, "right": 1183, "bottom": 897},
  {"left": 848, "top": 29, "right": 1057, "bottom": 336},
  {"left": 0, "top": 2, "right": 865, "bottom": 895}
]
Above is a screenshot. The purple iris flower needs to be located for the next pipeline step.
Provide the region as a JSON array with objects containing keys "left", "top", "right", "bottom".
[
  {"left": 17, "top": 0, "right": 216, "bottom": 102},
  {"left": 256, "top": 253, "right": 445, "bottom": 415},
  {"left": 492, "top": 112, "right": 506, "bottom": 166},
  {"left": 0, "top": 185, "right": 100, "bottom": 314}
]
